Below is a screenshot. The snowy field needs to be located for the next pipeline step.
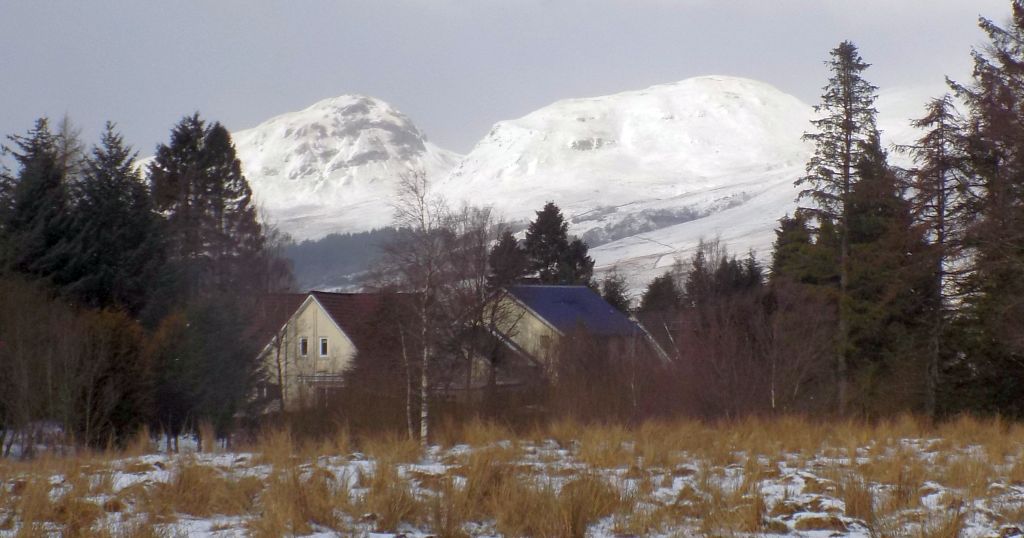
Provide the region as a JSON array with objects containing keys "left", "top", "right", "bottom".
[{"left": 2, "top": 418, "right": 1024, "bottom": 537}]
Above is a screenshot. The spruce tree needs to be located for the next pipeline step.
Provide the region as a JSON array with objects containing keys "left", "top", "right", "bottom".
[
  {"left": 523, "top": 202, "right": 593, "bottom": 285},
  {"left": 560, "top": 238, "right": 595, "bottom": 286},
  {"left": 638, "top": 272, "right": 682, "bottom": 314},
  {"left": 844, "top": 134, "right": 932, "bottom": 413},
  {"left": 946, "top": 2, "right": 1024, "bottom": 415},
  {"left": 771, "top": 215, "right": 811, "bottom": 279},
  {"left": 148, "top": 113, "right": 271, "bottom": 441},
  {"left": 487, "top": 229, "right": 528, "bottom": 289},
  {"left": 795, "top": 41, "right": 879, "bottom": 414},
  {"left": 149, "top": 113, "right": 265, "bottom": 299},
  {"left": 58, "top": 123, "right": 163, "bottom": 314},
  {"left": 524, "top": 202, "right": 570, "bottom": 283},
  {"left": 899, "top": 95, "right": 969, "bottom": 417},
  {"left": 1, "top": 118, "right": 71, "bottom": 280},
  {"left": 600, "top": 272, "right": 631, "bottom": 313},
  {"left": 770, "top": 214, "right": 840, "bottom": 287}
]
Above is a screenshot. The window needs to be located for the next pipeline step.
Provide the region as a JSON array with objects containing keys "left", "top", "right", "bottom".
[
  {"left": 319, "top": 337, "right": 328, "bottom": 357},
  {"left": 299, "top": 337, "right": 308, "bottom": 357}
]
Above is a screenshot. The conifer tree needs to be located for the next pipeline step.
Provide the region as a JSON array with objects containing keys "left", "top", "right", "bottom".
[
  {"left": 771, "top": 215, "right": 813, "bottom": 280},
  {"left": 149, "top": 113, "right": 265, "bottom": 299},
  {"left": 487, "top": 229, "right": 528, "bottom": 289},
  {"left": 946, "top": 2, "right": 1024, "bottom": 415},
  {"left": 638, "top": 272, "right": 682, "bottom": 314},
  {"left": 795, "top": 41, "right": 879, "bottom": 414},
  {"left": 899, "top": 95, "right": 969, "bottom": 417},
  {"left": 147, "top": 114, "right": 272, "bottom": 443},
  {"left": 560, "top": 237, "right": 595, "bottom": 286},
  {"left": 0, "top": 118, "right": 71, "bottom": 280},
  {"left": 57, "top": 123, "right": 163, "bottom": 314},
  {"left": 844, "top": 134, "right": 932, "bottom": 413},
  {"left": 524, "top": 202, "right": 570, "bottom": 282},
  {"left": 523, "top": 202, "right": 594, "bottom": 285},
  {"left": 600, "top": 271, "right": 631, "bottom": 313}
]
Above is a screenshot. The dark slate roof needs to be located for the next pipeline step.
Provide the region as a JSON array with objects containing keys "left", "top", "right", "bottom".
[{"left": 507, "top": 285, "right": 642, "bottom": 337}]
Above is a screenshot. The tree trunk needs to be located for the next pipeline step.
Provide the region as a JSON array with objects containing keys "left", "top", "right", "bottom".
[
  {"left": 419, "top": 307, "right": 430, "bottom": 451},
  {"left": 399, "top": 327, "right": 415, "bottom": 441},
  {"left": 837, "top": 90, "right": 853, "bottom": 417},
  {"left": 838, "top": 229, "right": 850, "bottom": 415},
  {"left": 926, "top": 188, "right": 947, "bottom": 419}
]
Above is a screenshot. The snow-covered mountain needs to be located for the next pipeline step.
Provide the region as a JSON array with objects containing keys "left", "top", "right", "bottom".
[
  {"left": 437, "top": 76, "right": 815, "bottom": 287},
  {"left": 232, "top": 95, "right": 460, "bottom": 239}
]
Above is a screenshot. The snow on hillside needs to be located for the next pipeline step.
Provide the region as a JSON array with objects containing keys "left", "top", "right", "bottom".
[
  {"left": 437, "top": 75, "right": 815, "bottom": 287},
  {"left": 232, "top": 95, "right": 461, "bottom": 239}
]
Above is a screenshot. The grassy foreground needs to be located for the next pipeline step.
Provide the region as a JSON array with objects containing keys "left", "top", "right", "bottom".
[{"left": 2, "top": 415, "right": 1024, "bottom": 537}]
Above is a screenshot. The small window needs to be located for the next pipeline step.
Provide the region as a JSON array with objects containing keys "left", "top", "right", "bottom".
[
  {"left": 319, "top": 337, "right": 328, "bottom": 357},
  {"left": 299, "top": 337, "right": 308, "bottom": 357}
]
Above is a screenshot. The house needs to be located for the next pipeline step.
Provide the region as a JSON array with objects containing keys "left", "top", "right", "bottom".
[
  {"left": 486, "top": 285, "right": 665, "bottom": 378},
  {"left": 253, "top": 285, "right": 664, "bottom": 412},
  {"left": 254, "top": 291, "right": 401, "bottom": 411}
]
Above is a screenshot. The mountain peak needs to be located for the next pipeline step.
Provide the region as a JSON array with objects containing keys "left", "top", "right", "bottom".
[{"left": 231, "top": 94, "right": 460, "bottom": 239}]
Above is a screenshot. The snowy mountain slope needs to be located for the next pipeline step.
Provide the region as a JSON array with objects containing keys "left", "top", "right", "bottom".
[
  {"left": 231, "top": 95, "right": 461, "bottom": 239},
  {"left": 436, "top": 76, "right": 814, "bottom": 285}
]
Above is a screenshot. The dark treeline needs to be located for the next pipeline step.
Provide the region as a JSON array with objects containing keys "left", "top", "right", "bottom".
[
  {"left": 284, "top": 228, "right": 399, "bottom": 290},
  {"left": 0, "top": 114, "right": 293, "bottom": 455}
]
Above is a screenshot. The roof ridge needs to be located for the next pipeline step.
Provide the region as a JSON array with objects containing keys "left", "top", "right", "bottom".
[{"left": 509, "top": 284, "right": 590, "bottom": 289}]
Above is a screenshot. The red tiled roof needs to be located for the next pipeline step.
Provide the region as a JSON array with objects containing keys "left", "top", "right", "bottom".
[
  {"left": 254, "top": 293, "right": 307, "bottom": 343},
  {"left": 258, "top": 291, "right": 416, "bottom": 354},
  {"left": 309, "top": 291, "right": 416, "bottom": 352}
]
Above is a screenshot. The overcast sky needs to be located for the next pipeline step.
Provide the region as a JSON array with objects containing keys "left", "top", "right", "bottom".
[{"left": 0, "top": 1, "right": 1011, "bottom": 156}]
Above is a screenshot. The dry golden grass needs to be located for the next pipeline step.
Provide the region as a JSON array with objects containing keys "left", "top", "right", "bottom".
[
  {"left": 940, "top": 453, "right": 994, "bottom": 498},
  {"left": 141, "top": 458, "right": 263, "bottom": 519},
  {"left": 252, "top": 428, "right": 296, "bottom": 467},
  {"left": 488, "top": 472, "right": 626, "bottom": 538},
  {"left": 356, "top": 459, "right": 422, "bottom": 532},
  {"left": 920, "top": 500, "right": 967, "bottom": 538},
  {"left": 5, "top": 414, "right": 1024, "bottom": 536},
  {"left": 436, "top": 417, "right": 515, "bottom": 448},
  {"left": 839, "top": 472, "right": 875, "bottom": 526},
  {"left": 361, "top": 432, "right": 422, "bottom": 465},
  {"left": 248, "top": 464, "right": 349, "bottom": 536},
  {"left": 576, "top": 423, "right": 633, "bottom": 468}
]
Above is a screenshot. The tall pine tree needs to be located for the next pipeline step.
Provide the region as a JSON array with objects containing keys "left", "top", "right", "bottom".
[
  {"left": 795, "top": 41, "right": 879, "bottom": 414},
  {"left": 899, "top": 95, "right": 970, "bottom": 417},
  {"left": 946, "top": 2, "right": 1024, "bottom": 415}
]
